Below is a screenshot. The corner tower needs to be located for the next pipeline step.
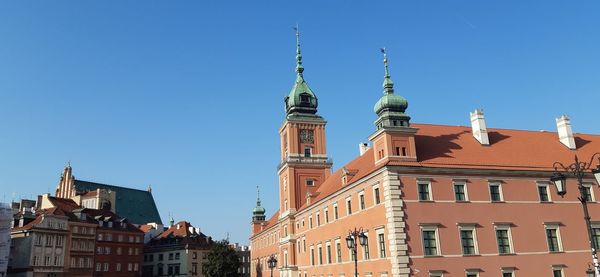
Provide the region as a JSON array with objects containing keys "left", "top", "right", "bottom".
[{"left": 369, "top": 49, "right": 418, "bottom": 165}]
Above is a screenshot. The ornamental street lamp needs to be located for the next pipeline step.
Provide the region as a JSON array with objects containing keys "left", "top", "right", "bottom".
[
  {"left": 551, "top": 153, "right": 600, "bottom": 277},
  {"left": 267, "top": 254, "right": 277, "bottom": 277},
  {"left": 345, "top": 228, "right": 368, "bottom": 277}
]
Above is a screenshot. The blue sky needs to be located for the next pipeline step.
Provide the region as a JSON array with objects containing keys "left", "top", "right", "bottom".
[{"left": 0, "top": 1, "right": 599, "bottom": 243}]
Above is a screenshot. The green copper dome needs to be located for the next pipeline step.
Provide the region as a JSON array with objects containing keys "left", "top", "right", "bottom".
[
  {"left": 374, "top": 93, "right": 408, "bottom": 115},
  {"left": 285, "top": 76, "right": 318, "bottom": 115},
  {"left": 252, "top": 205, "right": 265, "bottom": 215}
]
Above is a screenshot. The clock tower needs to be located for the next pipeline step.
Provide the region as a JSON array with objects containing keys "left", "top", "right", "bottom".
[{"left": 276, "top": 28, "right": 332, "bottom": 277}]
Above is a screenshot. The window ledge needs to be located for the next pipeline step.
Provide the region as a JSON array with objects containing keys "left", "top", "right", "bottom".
[
  {"left": 498, "top": 253, "right": 516, "bottom": 256},
  {"left": 491, "top": 201, "right": 506, "bottom": 203},
  {"left": 418, "top": 200, "right": 435, "bottom": 203},
  {"left": 548, "top": 251, "right": 564, "bottom": 254},
  {"left": 462, "top": 254, "right": 480, "bottom": 257},
  {"left": 423, "top": 255, "right": 443, "bottom": 258},
  {"left": 455, "top": 200, "right": 470, "bottom": 203}
]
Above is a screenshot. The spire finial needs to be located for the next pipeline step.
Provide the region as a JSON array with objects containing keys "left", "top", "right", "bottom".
[
  {"left": 380, "top": 48, "right": 394, "bottom": 94},
  {"left": 256, "top": 185, "right": 262, "bottom": 206},
  {"left": 294, "top": 24, "right": 304, "bottom": 77}
]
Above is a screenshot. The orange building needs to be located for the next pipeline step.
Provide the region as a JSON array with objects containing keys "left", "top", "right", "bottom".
[{"left": 250, "top": 34, "right": 600, "bottom": 277}]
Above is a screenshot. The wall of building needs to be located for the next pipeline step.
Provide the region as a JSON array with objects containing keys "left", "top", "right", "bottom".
[{"left": 399, "top": 171, "right": 600, "bottom": 276}]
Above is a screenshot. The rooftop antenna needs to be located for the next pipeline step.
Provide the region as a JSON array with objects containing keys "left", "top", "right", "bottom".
[{"left": 226, "top": 232, "right": 230, "bottom": 242}]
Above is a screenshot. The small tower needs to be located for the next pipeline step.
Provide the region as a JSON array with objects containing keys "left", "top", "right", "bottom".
[
  {"left": 252, "top": 186, "right": 266, "bottom": 223},
  {"left": 369, "top": 48, "right": 418, "bottom": 164}
]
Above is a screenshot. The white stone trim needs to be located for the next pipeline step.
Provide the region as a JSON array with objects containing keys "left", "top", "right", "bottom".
[{"left": 382, "top": 170, "right": 410, "bottom": 277}]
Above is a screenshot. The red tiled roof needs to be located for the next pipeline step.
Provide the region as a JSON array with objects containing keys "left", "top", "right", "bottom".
[
  {"left": 158, "top": 221, "right": 200, "bottom": 238},
  {"left": 298, "top": 148, "right": 382, "bottom": 211},
  {"left": 411, "top": 123, "right": 600, "bottom": 171}
]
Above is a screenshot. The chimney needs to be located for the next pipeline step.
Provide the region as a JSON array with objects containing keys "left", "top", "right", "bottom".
[
  {"left": 359, "top": 142, "right": 371, "bottom": 156},
  {"left": 470, "top": 109, "right": 490, "bottom": 145},
  {"left": 556, "top": 115, "right": 576, "bottom": 149}
]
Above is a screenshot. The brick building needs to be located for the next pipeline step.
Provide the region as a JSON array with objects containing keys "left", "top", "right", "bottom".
[
  {"left": 84, "top": 209, "right": 144, "bottom": 277},
  {"left": 250, "top": 35, "right": 600, "bottom": 277}
]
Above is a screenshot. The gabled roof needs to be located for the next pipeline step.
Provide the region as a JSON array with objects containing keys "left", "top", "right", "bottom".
[{"left": 74, "top": 179, "right": 162, "bottom": 225}]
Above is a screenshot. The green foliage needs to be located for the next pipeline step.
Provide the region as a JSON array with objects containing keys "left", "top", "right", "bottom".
[{"left": 202, "top": 240, "right": 241, "bottom": 277}]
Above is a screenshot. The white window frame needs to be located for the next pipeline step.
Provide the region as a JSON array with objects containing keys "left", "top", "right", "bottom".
[
  {"left": 465, "top": 269, "right": 480, "bottom": 277},
  {"left": 417, "top": 180, "right": 433, "bottom": 201},
  {"left": 501, "top": 267, "right": 515, "bottom": 277},
  {"left": 316, "top": 212, "right": 321, "bottom": 226},
  {"left": 489, "top": 182, "right": 504, "bottom": 202},
  {"left": 420, "top": 224, "right": 441, "bottom": 257},
  {"left": 372, "top": 184, "right": 381, "bottom": 205},
  {"left": 345, "top": 197, "right": 352, "bottom": 215},
  {"left": 544, "top": 223, "right": 563, "bottom": 252},
  {"left": 583, "top": 183, "right": 596, "bottom": 202},
  {"left": 458, "top": 225, "right": 479, "bottom": 255},
  {"left": 333, "top": 203, "right": 339, "bottom": 220},
  {"left": 429, "top": 271, "right": 444, "bottom": 277},
  {"left": 453, "top": 181, "right": 469, "bottom": 202},
  {"left": 324, "top": 208, "right": 329, "bottom": 223},
  {"left": 334, "top": 239, "right": 341, "bottom": 263},
  {"left": 358, "top": 191, "right": 366, "bottom": 211},
  {"left": 551, "top": 265, "right": 565, "bottom": 277},
  {"left": 325, "top": 241, "right": 332, "bottom": 264},
  {"left": 361, "top": 231, "right": 370, "bottom": 260},
  {"left": 375, "top": 227, "right": 387, "bottom": 258},
  {"left": 537, "top": 182, "right": 552, "bottom": 202},
  {"left": 494, "top": 224, "right": 514, "bottom": 254}
]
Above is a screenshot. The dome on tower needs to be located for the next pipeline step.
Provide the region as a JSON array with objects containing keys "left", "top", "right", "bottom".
[
  {"left": 252, "top": 205, "right": 265, "bottom": 215},
  {"left": 374, "top": 93, "right": 408, "bottom": 116},
  {"left": 284, "top": 26, "right": 319, "bottom": 117}
]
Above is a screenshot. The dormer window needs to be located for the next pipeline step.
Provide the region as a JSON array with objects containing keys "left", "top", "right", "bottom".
[
  {"left": 306, "top": 179, "right": 315, "bottom": 186},
  {"left": 300, "top": 93, "right": 310, "bottom": 104}
]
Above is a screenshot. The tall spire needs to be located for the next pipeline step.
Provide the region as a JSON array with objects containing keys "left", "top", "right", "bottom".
[
  {"left": 256, "top": 185, "right": 261, "bottom": 207},
  {"left": 295, "top": 24, "right": 304, "bottom": 77},
  {"left": 380, "top": 48, "right": 394, "bottom": 95}
]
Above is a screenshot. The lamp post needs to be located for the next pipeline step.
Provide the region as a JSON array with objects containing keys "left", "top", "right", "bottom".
[
  {"left": 267, "top": 254, "right": 277, "bottom": 277},
  {"left": 345, "top": 228, "right": 368, "bottom": 277},
  {"left": 550, "top": 153, "right": 600, "bottom": 277}
]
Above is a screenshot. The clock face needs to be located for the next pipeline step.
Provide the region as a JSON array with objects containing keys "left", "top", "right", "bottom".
[{"left": 300, "top": 129, "right": 314, "bottom": 144}]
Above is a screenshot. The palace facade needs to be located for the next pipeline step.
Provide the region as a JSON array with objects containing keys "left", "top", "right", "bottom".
[{"left": 249, "top": 34, "right": 600, "bottom": 277}]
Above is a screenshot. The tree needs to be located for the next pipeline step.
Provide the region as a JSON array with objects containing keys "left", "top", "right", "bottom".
[{"left": 202, "top": 240, "right": 241, "bottom": 277}]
